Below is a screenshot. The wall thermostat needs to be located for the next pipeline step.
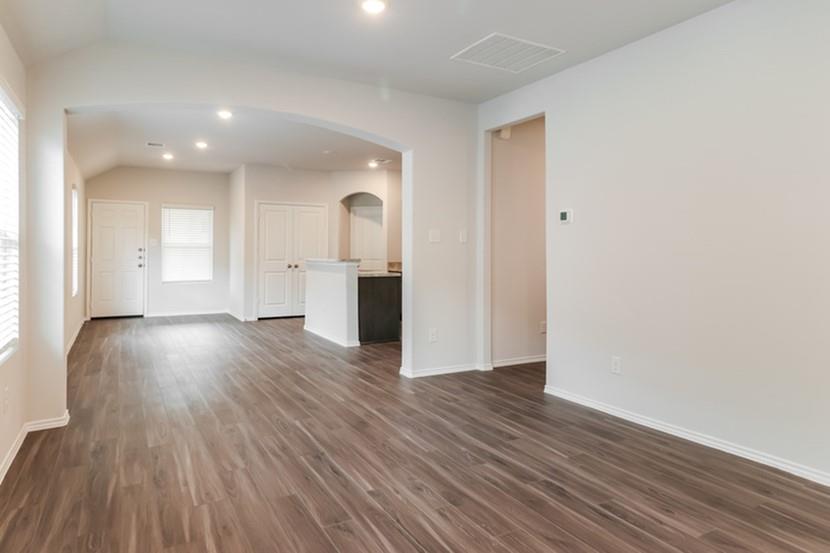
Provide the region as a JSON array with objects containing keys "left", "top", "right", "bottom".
[{"left": 559, "top": 209, "right": 573, "bottom": 224}]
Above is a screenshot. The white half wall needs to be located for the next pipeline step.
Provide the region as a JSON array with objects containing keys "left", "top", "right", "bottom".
[
  {"left": 479, "top": 0, "right": 830, "bottom": 480},
  {"left": 86, "top": 167, "right": 231, "bottom": 317},
  {"left": 491, "top": 117, "right": 546, "bottom": 366}
]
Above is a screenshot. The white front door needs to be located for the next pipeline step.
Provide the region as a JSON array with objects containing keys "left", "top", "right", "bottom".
[
  {"left": 258, "top": 203, "right": 327, "bottom": 318},
  {"left": 90, "top": 202, "right": 146, "bottom": 317},
  {"left": 351, "top": 205, "right": 386, "bottom": 272}
]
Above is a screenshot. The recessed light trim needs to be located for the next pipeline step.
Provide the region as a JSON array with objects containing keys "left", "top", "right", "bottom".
[
  {"left": 163, "top": 153, "right": 174, "bottom": 161},
  {"left": 362, "top": 0, "right": 387, "bottom": 15},
  {"left": 217, "top": 110, "right": 233, "bottom": 120},
  {"left": 195, "top": 141, "right": 208, "bottom": 150},
  {"left": 368, "top": 160, "right": 380, "bottom": 169}
]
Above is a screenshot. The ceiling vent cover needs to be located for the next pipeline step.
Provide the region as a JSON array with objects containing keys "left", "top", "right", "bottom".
[
  {"left": 146, "top": 141, "right": 165, "bottom": 148},
  {"left": 451, "top": 33, "right": 565, "bottom": 74}
]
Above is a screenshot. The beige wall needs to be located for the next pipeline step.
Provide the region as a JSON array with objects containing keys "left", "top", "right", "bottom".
[
  {"left": 86, "top": 167, "right": 231, "bottom": 316},
  {"left": 480, "top": 0, "right": 830, "bottom": 481},
  {"left": 491, "top": 117, "right": 546, "bottom": 366},
  {"left": 64, "top": 153, "right": 86, "bottom": 353},
  {"left": 0, "top": 20, "right": 26, "bottom": 485},
  {"left": 387, "top": 171, "right": 402, "bottom": 263}
]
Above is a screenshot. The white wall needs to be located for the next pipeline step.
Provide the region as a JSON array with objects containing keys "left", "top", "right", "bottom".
[
  {"left": 387, "top": 171, "right": 402, "bottom": 264},
  {"left": 491, "top": 117, "right": 546, "bottom": 366},
  {"left": 64, "top": 153, "right": 86, "bottom": 352},
  {"left": 86, "top": 167, "right": 230, "bottom": 316},
  {"left": 0, "top": 21, "right": 27, "bottom": 484},
  {"left": 479, "top": 0, "right": 830, "bottom": 481}
]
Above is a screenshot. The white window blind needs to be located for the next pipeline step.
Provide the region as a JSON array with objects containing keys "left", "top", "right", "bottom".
[
  {"left": 71, "top": 187, "right": 79, "bottom": 296},
  {"left": 161, "top": 206, "right": 214, "bottom": 282},
  {"left": 0, "top": 97, "right": 19, "bottom": 357}
]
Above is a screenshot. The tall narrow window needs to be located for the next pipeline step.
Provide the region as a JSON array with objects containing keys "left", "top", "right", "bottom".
[
  {"left": 71, "top": 187, "right": 79, "bottom": 296},
  {"left": 0, "top": 96, "right": 20, "bottom": 358},
  {"left": 161, "top": 206, "right": 214, "bottom": 282}
]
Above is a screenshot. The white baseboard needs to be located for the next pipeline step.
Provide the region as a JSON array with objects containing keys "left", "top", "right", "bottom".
[
  {"left": 400, "top": 363, "right": 492, "bottom": 379},
  {"left": 144, "top": 310, "right": 229, "bottom": 318},
  {"left": 303, "top": 326, "right": 360, "bottom": 348},
  {"left": 544, "top": 386, "right": 830, "bottom": 487},
  {"left": 493, "top": 354, "right": 547, "bottom": 368},
  {"left": 0, "top": 410, "right": 71, "bottom": 487}
]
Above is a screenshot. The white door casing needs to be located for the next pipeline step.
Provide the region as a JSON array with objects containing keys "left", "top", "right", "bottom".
[
  {"left": 90, "top": 202, "right": 146, "bottom": 317},
  {"left": 350, "top": 205, "right": 386, "bottom": 272},
  {"left": 257, "top": 203, "right": 327, "bottom": 318}
]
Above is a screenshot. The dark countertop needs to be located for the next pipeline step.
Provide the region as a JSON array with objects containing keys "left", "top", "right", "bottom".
[{"left": 358, "top": 272, "right": 402, "bottom": 278}]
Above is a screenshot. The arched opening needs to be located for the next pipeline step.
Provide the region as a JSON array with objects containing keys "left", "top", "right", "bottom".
[
  {"left": 339, "top": 192, "right": 389, "bottom": 272},
  {"left": 65, "top": 103, "right": 410, "bottom": 372}
]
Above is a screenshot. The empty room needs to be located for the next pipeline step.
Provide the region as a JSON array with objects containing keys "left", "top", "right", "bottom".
[{"left": 0, "top": 0, "right": 828, "bottom": 551}]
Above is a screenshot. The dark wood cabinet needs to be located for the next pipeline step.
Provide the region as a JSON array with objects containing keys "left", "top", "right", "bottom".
[{"left": 358, "top": 274, "right": 401, "bottom": 344}]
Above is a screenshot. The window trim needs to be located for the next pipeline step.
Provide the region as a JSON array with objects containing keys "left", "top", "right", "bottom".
[
  {"left": 71, "top": 186, "right": 79, "bottom": 297},
  {"left": 160, "top": 204, "right": 215, "bottom": 284},
  {"left": 0, "top": 84, "right": 21, "bottom": 364}
]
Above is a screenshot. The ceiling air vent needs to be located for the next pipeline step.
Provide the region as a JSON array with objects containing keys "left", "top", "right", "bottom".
[
  {"left": 146, "top": 141, "right": 165, "bottom": 148},
  {"left": 451, "top": 33, "right": 565, "bottom": 74}
]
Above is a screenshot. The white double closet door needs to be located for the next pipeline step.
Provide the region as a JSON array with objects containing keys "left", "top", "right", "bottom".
[{"left": 258, "top": 203, "right": 327, "bottom": 318}]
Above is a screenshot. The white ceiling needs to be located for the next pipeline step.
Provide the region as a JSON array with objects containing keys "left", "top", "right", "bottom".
[
  {"left": 67, "top": 106, "right": 402, "bottom": 179},
  {"left": 1, "top": 0, "right": 733, "bottom": 102}
]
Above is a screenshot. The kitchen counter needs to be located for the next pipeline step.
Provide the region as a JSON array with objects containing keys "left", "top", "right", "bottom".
[{"left": 358, "top": 272, "right": 402, "bottom": 278}]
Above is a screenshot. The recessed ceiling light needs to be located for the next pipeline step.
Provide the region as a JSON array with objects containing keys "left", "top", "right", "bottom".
[
  {"left": 163, "top": 153, "right": 174, "bottom": 161},
  {"left": 362, "top": 0, "right": 387, "bottom": 15},
  {"left": 368, "top": 160, "right": 379, "bottom": 169},
  {"left": 195, "top": 141, "right": 208, "bottom": 150},
  {"left": 217, "top": 110, "right": 233, "bottom": 120}
]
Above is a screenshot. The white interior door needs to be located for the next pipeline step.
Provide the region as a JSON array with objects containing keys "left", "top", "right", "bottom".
[
  {"left": 258, "top": 204, "right": 294, "bottom": 318},
  {"left": 90, "top": 202, "right": 146, "bottom": 317},
  {"left": 292, "top": 206, "right": 328, "bottom": 314},
  {"left": 351, "top": 205, "right": 386, "bottom": 272},
  {"left": 258, "top": 203, "right": 327, "bottom": 318}
]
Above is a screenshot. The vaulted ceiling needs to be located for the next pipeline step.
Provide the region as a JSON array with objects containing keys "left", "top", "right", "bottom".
[
  {"left": 1, "top": 0, "right": 733, "bottom": 102},
  {"left": 68, "top": 106, "right": 402, "bottom": 179}
]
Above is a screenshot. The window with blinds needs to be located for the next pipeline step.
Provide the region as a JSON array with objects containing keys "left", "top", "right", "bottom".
[
  {"left": 0, "top": 96, "right": 19, "bottom": 358},
  {"left": 161, "top": 206, "right": 214, "bottom": 282},
  {"left": 71, "top": 187, "right": 79, "bottom": 296}
]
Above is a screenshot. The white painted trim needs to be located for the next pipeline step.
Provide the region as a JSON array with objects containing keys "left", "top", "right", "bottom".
[
  {"left": 400, "top": 363, "right": 492, "bottom": 379},
  {"left": 0, "top": 411, "right": 71, "bottom": 487},
  {"left": 545, "top": 387, "right": 830, "bottom": 487},
  {"left": 0, "top": 424, "right": 26, "bottom": 488},
  {"left": 493, "top": 354, "right": 546, "bottom": 368},
  {"left": 303, "top": 325, "right": 360, "bottom": 348},
  {"left": 144, "top": 310, "right": 229, "bottom": 318}
]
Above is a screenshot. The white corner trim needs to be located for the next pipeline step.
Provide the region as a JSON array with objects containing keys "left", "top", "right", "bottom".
[
  {"left": 0, "top": 410, "right": 71, "bottom": 487},
  {"left": 400, "top": 363, "right": 492, "bottom": 379},
  {"left": 493, "top": 354, "right": 546, "bottom": 368},
  {"left": 544, "top": 386, "right": 830, "bottom": 487}
]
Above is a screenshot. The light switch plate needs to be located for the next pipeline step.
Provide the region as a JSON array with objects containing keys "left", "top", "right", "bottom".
[
  {"left": 459, "top": 229, "right": 468, "bottom": 244},
  {"left": 429, "top": 229, "right": 441, "bottom": 243}
]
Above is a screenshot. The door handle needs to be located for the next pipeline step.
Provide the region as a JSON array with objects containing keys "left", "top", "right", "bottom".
[{"left": 138, "top": 264, "right": 144, "bottom": 268}]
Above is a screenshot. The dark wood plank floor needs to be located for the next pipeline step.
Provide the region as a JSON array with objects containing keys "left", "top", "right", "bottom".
[{"left": 1, "top": 315, "right": 828, "bottom": 552}]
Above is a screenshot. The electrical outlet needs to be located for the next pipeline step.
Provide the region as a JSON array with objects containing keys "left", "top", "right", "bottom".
[
  {"left": 539, "top": 321, "right": 547, "bottom": 334},
  {"left": 611, "top": 356, "right": 622, "bottom": 375},
  {"left": 428, "top": 328, "right": 438, "bottom": 343}
]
